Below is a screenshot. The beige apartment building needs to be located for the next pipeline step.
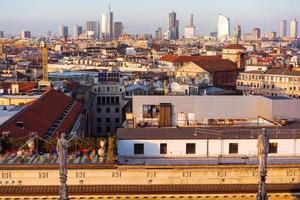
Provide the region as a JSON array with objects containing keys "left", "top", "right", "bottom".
[{"left": 237, "top": 67, "right": 300, "bottom": 98}]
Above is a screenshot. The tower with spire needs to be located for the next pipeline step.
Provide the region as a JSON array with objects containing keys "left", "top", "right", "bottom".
[{"left": 101, "top": 0, "right": 114, "bottom": 39}]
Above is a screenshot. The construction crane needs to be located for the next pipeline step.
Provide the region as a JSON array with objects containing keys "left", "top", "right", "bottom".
[{"left": 38, "top": 41, "right": 50, "bottom": 87}]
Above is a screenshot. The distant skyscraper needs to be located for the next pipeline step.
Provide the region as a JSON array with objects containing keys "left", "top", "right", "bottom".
[
  {"left": 59, "top": 25, "right": 68, "bottom": 39},
  {"left": 290, "top": 18, "right": 298, "bottom": 38},
  {"left": 47, "top": 30, "right": 52, "bottom": 38},
  {"left": 169, "top": 11, "right": 179, "bottom": 40},
  {"left": 73, "top": 25, "right": 83, "bottom": 39},
  {"left": 280, "top": 20, "right": 287, "bottom": 38},
  {"left": 155, "top": 27, "right": 163, "bottom": 40},
  {"left": 20, "top": 30, "right": 31, "bottom": 39},
  {"left": 184, "top": 14, "right": 196, "bottom": 39},
  {"left": 233, "top": 25, "right": 241, "bottom": 41},
  {"left": 267, "top": 31, "right": 277, "bottom": 40},
  {"left": 101, "top": 0, "right": 114, "bottom": 39},
  {"left": 85, "top": 21, "right": 100, "bottom": 39},
  {"left": 0, "top": 31, "right": 4, "bottom": 38},
  {"left": 252, "top": 28, "right": 261, "bottom": 40},
  {"left": 113, "top": 22, "right": 123, "bottom": 39},
  {"left": 217, "top": 14, "right": 230, "bottom": 41}
]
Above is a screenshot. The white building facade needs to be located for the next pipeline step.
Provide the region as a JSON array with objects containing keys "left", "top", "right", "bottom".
[{"left": 217, "top": 14, "right": 230, "bottom": 42}]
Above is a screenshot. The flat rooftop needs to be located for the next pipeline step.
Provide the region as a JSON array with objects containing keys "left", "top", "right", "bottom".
[{"left": 0, "top": 105, "right": 24, "bottom": 126}]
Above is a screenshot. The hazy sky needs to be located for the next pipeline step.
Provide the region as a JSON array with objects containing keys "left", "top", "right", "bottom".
[{"left": 0, "top": 0, "right": 299, "bottom": 36}]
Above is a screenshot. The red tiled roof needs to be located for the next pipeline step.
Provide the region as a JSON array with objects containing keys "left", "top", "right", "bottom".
[
  {"left": 0, "top": 89, "right": 82, "bottom": 139},
  {"left": 191, "top": 59, "right": 239, "bottom": 73},
  {"left": 160, "top": 55, "right": 221, "bottom": 63},
  {"left": 0, "top": 82, "right": 37, "bottom": 93},
  {"left": 223, "top": 44, "right": 246, "bottom": 50}
]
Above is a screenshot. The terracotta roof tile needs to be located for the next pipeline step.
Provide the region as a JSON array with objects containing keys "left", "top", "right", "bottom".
[{"left": 0, "top": 89, "right": 82, "bottom": 139}]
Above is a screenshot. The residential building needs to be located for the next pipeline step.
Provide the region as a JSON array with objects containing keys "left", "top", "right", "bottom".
[
  {"left": 0, "top": 31, "right": 4, "bottom": 38},
  {"left": 267, "top": 32, "right": 277, "bottom": 40},
  {"left": 217, "top": 14, "right": 230, "bottom": 41},
  {"left": 90, "top": 72, "right": 127, "bottom": 136},
  {"left": 236, "top": 67, "right": 300, "bottom": 98},
  {"left": 252, "top": 28, "right": 261, "bottom": 40}
]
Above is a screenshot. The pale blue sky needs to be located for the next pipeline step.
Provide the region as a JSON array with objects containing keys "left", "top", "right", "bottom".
[{"left": 0, "top": 0, "right": 299, "bottom": 36}]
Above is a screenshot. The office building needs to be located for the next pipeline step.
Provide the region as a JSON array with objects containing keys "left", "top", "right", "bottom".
[
  {"left": 290, "top": 18, "right": 298, "bottom": 38},
  {"left": 85, "top": 21, "right": 100, "bottom": 39},
  {"left": 101, "top": 1, "right": 114, "bottom": 39},
  {"left": 20, "top": 30, "right": 31, "bottom": 39},
  {"left": 73, "top": 25, "right": 83, "bottom": 39},
  {"left": 155, "top": 27, "right": 163, "bottom": 40},
  {"left": 280, "top": 20, "right": 287, "bottom": 38},
  {"left": 0, "top": 31, "right": 4, "bottom": 38},
  {"left": 169, "top": 11, "right": 179, "bottom": 40},
  {"left": 113, "top": 21, "right": 123, "bottom": 39},
  {"left": 59, "top": 24, "right": 68, "bottom": 38},
  {"left": 184, "top": 14, "right": 196, "bottom": 39},
  {"left": 252, "top": 28, "right": 261, "bottom": 40},
  {"left": 217, "top": 14, "right": 230, "bottom": 41}
]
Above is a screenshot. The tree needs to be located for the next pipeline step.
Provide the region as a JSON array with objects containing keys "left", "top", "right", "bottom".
[{"left": 107, "top": 135, "right": 116, "bottom": 163}]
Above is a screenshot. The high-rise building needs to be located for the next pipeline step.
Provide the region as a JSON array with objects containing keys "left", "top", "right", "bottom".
[
  {"left": 0, "top": 31, "right": 4, "bottom": 38},
  {"left": 169, "top": 11, "right": 179, "bottom": 40},
  {"left": 184, "top": 14, "right": 196, "bottom": 39},
  {"left": 155, "top": 28, "right": 163, "bottom": 40},
  {"left": 280, "top": 20, "right": 287, "bottom": 38},
  {"left": 252, "top": 28, "right": 261, "bottom": 40},
  {"left": 73, "top": 25, "right": 83, "bottom": 39},
  {"left": 85, "top": 21, "right": 100, "bottom": 39},
  {"left": 267, "top": 31, "right": 277, "bottom": 40},
  {"left": 47, "top": 30, "right": 52, "bottom": 38},
  {"left": 101, "top": 0, "right": 114, "bottom": 39},
  {"left": 20, "top": 30, "right": 31, "bottom": 39},
  {"left": 217, "top": 14, "right": 230, "bottom": 41},
  {"left": 113, "top": 22, "right": 123, "bottom": 39},
  {"left": 233, "top": 25, "right": 241, "bottom": 41},
  {"left": 59, "top": 25, "right": 68, "bottom": 39},
  {"left": 290, "top": 18, "right": 298, "bottom": 38}
]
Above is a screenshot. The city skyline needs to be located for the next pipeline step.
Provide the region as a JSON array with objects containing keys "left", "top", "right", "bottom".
[{"left": 0, "top": 0, "right": 300, "bottom": 36}]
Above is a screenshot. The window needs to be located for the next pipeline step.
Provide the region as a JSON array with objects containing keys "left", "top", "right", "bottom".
[
  {"left": 186, "top": 143, "right": 196, "bottom": 154},
  {"left": 229, "top": 143, "right": 239, "bottom": 154},
  {"left": 134, "top": 144, "right": 144, "bottom": 155},
  {"left": 106, "top": 108, "right": 110, "bottom": 113},
  {"left": 143, "top": 105, "right": 160, "bottom": 118},
  {"left": 106, "top": 126, "right": 111, "bottom": 133},
  {"left": 160, "top": 143, "right": 167, "bottom": 154},
  {"left": 115, "top": 118, "right": 120, "bottom": 123},
  {"left": 269, "top": 142, "right": 278, "bottom": 153},
  {"left": 97, "top": 127, "right": 102, "bottom": 133},
  {"left": 106, "top": 118, "right": 111, "bottom": 123},
  {"left": 116, "top": 97, "right": 120, "bottom": 104},
  {"left": 115, "top": 108, "right": 120, "bottom": 113},
  {"left": 97, "top": 118, "right": 102, "bottom": 123},
  {"left": 97, "top": 108, "right": 101, "bottom": 113}
]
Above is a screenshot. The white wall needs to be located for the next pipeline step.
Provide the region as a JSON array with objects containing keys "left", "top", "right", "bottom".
[
  {"left": 133, "top": 96, "right": 300, "bottom": 122},
  {"left": 118, "top": 139, "right": 300, "bottom": 157}
]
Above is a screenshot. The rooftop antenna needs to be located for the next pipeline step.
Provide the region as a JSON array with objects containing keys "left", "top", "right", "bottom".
[{"left": 108, "top": 0, "right": 111, "bottom": 12}]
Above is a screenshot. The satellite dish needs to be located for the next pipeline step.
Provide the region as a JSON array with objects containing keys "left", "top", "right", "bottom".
[{"left": 0, "top": 89, "right": 4, "bottom": 95}]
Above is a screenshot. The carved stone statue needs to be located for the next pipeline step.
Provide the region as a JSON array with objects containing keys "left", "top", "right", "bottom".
[
  {"left": 256, "top": 128, "right": 269, "bottom": 200},
  {"left": 98, "top": 139, "right": 106, "bottom": 163},
  {"left": 56, "top": 133, "right": 71, "bottom": 200},
  {"left": 27, "top": 140, "right": 35, "bottom": 156},
  {"left": 257, "top": 128, "right": 269, "bottom": 176}
]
